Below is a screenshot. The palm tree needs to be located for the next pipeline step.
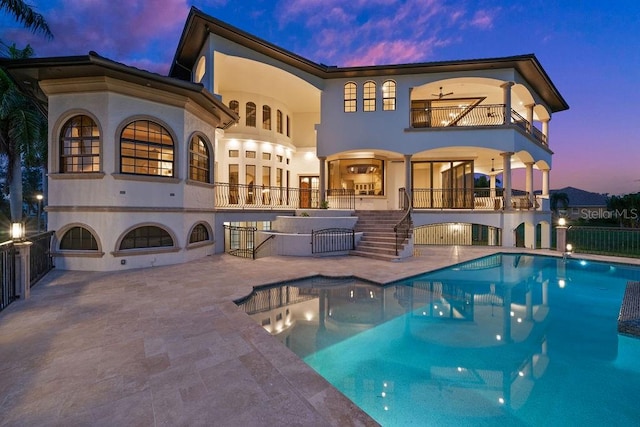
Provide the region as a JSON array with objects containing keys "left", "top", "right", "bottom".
[
  {"left": 0, "top": 44, "right": 47, "bottom": 221},
  {"left": 550, "top": 192, "right": 569, "bottom": 213},
  {"left": 1, "top": 0, "right": 52, "bottom": 38}
]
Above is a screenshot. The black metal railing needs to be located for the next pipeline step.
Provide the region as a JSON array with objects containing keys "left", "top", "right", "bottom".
[
  {"left": 311, "top": 228, "right": 355, "bottom": 254},
  {"left": 325, "top": 189, "right": 356, "bottom": 209},
  {"left": 215, "top": 182, "right": 319, "bottom": 209},
  {"left": 253, "top": 234, "right": 275, "bottom": 259},
  {"left": 224, "top": 225, "right": 256, "bottom": 259},
  {"left": 410, "top": 103, "right": 547, "bottom": 146},
  {"left": 411, "top": 188, "right": 533, "bottom": 211},
  {"left": 394, "top": 188, "right": 412, "bottom": 256},
  {"left": 567, "top": 226, "right": 640, "bottom": 258},
  {"left": 28, "top": 231, "right": 54, "bottom": 287},
  {"left": 0, "top": 241, "right": 16, "bottom": 313}
]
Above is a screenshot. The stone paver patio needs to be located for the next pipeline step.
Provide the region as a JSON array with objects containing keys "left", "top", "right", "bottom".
[{"left": 1, "top": 247, "right": 636, "bottom": 426}]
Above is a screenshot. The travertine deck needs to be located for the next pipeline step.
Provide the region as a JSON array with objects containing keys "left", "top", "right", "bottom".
[
  {"left": 1, "top": 247, "right": 638, "bottom": 426},
  {"left": 618, "top": 281, "right": 640, "bottom": 337}
]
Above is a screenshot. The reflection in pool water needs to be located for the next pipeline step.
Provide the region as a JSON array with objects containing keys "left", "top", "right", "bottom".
[{"left": 236, "top": 254, "right": 640, "bottom": 426}]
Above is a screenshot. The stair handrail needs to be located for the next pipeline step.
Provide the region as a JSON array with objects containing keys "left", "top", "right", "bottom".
[{"left": 394, "top": 187, "right": 413, "bottom": 256}]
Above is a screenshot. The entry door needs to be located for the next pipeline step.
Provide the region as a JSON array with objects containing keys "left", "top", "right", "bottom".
[{"left": 299, "top": 176, "right": 319, "bottom": 208}]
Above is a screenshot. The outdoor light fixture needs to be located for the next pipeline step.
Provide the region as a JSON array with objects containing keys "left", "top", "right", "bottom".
[
  {"left": 566, "top": 244, "right": 573, "bottom": 252},
  {"left": 10, "top": 222, "right": 25, "bottom": 241},
  {"left": 558, "top": 218, "right": 566, "bottom": 226},
  {"left": 36, "top": 194, "right": 44, "bottom": 233}
]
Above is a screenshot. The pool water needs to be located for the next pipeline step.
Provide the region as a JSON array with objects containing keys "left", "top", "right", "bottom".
[{"left": 237, "top": 254, "right": 640, "bottom": 426}]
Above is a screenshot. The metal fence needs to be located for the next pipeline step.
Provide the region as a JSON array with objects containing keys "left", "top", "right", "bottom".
[
  {"left": 567, "top": 226, "right": 640, "bottom": 258},
  {"left": 224, "top": 225, "right": 256, "bottom": 259},
  {"left": 325, "top": 189, "right": 355, "bottom": 210},
  {"left": 0, "top": 241, "right": 16, "bottom": 313},
  {"left": 311, "top": 228, "right": 355, "bottom": 254},
  {"left": 29, "top": 231, "right": 55, "bottom": 287}
]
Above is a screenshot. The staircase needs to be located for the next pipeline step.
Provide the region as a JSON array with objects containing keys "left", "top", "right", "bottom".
[{"left": 350, "top": 210, "right": 413, "bottom": 261}]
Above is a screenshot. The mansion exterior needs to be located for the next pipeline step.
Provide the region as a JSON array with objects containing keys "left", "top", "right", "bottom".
[{"left": 1, "top": 7, "right": 568, "bottom": 271}]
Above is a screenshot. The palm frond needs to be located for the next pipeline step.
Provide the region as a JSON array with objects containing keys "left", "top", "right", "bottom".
[{"left": 0, "top": 0, "right": 53, "bottom": 39}]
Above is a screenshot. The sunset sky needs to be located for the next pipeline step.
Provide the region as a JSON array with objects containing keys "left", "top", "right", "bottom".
[{"left": 1, "top": 0, "right": 639, "bottom": 195}]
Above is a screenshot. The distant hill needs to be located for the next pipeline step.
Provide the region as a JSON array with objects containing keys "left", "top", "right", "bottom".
[{"left": 547, "top": 186, "right": 608, "bottom": 207}]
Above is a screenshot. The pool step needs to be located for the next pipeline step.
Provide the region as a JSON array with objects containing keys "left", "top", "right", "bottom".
[{"left": 618, "top": 281, "right": 640, "bottom": 337}]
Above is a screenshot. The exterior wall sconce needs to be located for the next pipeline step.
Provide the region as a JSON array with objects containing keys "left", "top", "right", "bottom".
[{"left": 11, "top": 222, "right": 25, "bottom": 241}]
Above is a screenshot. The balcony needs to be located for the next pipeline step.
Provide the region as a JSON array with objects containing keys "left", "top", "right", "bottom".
[
  {"left": 410, "top": 103, "right": 547, "bottom": 146},
  {"left": 411, "top": 188, "right": 538, "bottom": 211},
  {"left": 214, "top": 183, "right": 355, "bottom": 210}
]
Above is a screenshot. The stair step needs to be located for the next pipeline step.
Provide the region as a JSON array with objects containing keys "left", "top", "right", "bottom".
[{"left": 349, "top": 250, "right": 402, "bottom": 262}]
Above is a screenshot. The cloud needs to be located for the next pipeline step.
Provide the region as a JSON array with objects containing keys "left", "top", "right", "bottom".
[
  {"left": 469, "top": 9, "right": 496, "bottom": 29},
  {"left": 2, "top": 0, "right": 192, "bottom": 73},
  {"left": 274, "top": 0, "right": 499, "bottom": 66}
]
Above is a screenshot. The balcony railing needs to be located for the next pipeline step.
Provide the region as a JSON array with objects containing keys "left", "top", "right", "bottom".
[
  {"left": 412, "top": 188, "right": 535, "bottom": 210},
  {"left": 410, "top": 103, "right": 547, "bottom": 146},
  {"left": 214, "top": 183, "right": 355, "bottom": 210}
]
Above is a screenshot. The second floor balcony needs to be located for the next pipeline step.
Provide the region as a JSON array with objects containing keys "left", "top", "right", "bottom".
[{"left": 410, "top": 102, "right": 547, "bottom": 146}]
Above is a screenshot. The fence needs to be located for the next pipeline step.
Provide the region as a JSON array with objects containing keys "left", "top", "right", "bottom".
[
  {"left": 224, "top": 225, "right": 256, "bottom": 259},
  {"left": 311, "top": 228, "right": 355, "bottom": 254},
  {"left": 0, "top": 242, "right": 17, "bottom": 312},
  {"left": 29, "top": 231, "right": 55, "bottom": 287},
  {"left": 567, "top": 226, "right": 640, "bottom": 258}
]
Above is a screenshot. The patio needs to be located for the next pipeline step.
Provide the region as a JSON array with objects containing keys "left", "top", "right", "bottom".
[{"left": 1, "top": 247, "right": 633, "bottom": 426}]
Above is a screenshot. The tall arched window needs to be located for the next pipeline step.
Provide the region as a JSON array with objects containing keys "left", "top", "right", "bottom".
[
  {"left": 363, "top": 81, "right": 376, "bottom": 112},
  {"left": 119, "top": 226, "right": 173, "bottom": 250},
  {"left": 262, "top": 105, "right": 271, "bottom": 130},
  {"left": 189, "top": 135, "right": 210, "bottom": 183},
  {"left": 246, "top": 102, "right": 257, "bottom": 127},
  {"left": 120, "top": 120, "right": 174, "bottom": 177},
  {"left": 229, "top": 100, "right": 239, "bottom": 115},
  {"left": 383, "top": 80, "right": 396, "bottom": 111},
  {"left": 60, "top": 115, "right": 100, "bottom": 173},
  {"left": 277, "top": 110, "right": 283, "bottom": 133},
  {"left": 60, "top": 226, "right": 98, "bottom": 250},
  {"left": 344, "top": 82, "right": 357, "bottom": 112}
]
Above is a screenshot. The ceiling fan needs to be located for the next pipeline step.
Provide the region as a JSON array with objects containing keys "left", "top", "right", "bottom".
[{"left": 431, "top": 86, "right": 454, "bottom": 99}]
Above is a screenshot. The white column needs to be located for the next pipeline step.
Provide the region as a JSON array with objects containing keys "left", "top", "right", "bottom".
[
  {"left": 501, "top": 152, "right": 513, "bottom": 210},
  {"left": 501, "top": 81, "right": 515, "bottom": 125},
  {"left": 490, "top": 174, "right": 497, "bottom": 198},
  {"left": 525, "top": 103, "right": 535, "bottom": 133},
  {"left": 14, "top": 241, "right": 33, "bottom": 299},
  {"left": 318, "top": 156, "right": 326, "bottom": 204},
  {"left": 541, "top": 169, "right": 550, "bottom": 196},
  {"left": 542, "top": 118, "right": 550, "bottom": 144},
  {"left": 404, "top": 154, "right": 412, "bottom": 200},
  {"left": 525, "top": 162, "right": 534, "bottom": 207}
]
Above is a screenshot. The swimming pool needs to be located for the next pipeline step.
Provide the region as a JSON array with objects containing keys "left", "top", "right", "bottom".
[{"left": 237, "top": 254, "right": 640, "bottom": 426}]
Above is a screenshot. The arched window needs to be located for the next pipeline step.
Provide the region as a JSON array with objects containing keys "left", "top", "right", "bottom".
[
  {"left": 60, "top": 226, "right": 98, "bottom": 250},
  {"left": 189, "top": 223, "right": 210, "bottom": 243},
  {"left": 363, "top": 81, "right": 376, "bottom": 112},
  {"left": 120, "top": 120, "right": 174, "bottom": 177},
  {"left": 382, "top": 80, "right": 396, "bottom": 111},
  {"left": 229, "top": 100, "right": 239, "bottom": 114},
  {"left": 119, "top": 226, "right": 173, "bottom": 250},
  {"left": 344, "top": 82, "right": 357, "bottom": 112},
  {"left": 277, "top": 110, "right": 283, "bottom": 133},
  {"left": 262, "top": 105, "right": 271, "bottom": 130},
  {"left": 246, "top": 102, "right": 256, "bottom": 127},
  {"left": 60, "top": 115, "right": 100, "bottom": 173},
  {"left": 189, "top": 135, "right": 210, "bottom": 183}
]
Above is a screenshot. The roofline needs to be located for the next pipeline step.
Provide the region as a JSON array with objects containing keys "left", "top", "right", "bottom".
[
  {"left": 169, "top": 7, "right": 569, "bottom": 112},
  {"left": 0, "top": 52, "right": 239, "bottom": 128}
]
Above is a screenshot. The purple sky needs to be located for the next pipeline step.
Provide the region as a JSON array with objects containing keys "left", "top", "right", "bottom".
[{"left": 2, "top": 0, "right": 639, "bottom": 195}]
